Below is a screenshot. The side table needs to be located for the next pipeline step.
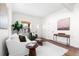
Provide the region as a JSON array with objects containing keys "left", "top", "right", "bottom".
[{"left": 26, "top": 41, "right": 38, "bottom": 56}]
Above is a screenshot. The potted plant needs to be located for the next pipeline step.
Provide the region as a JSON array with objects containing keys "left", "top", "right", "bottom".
[
  {"left": 12, "top": 21, "right": 23, "bottom": 34},
  {"left": 29, "top": 32, "right": 38, "bottom": 41}
]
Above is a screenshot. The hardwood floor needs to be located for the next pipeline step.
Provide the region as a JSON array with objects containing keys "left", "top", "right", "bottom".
[{"left": 42, "top": 38, "right": 79, "bottom": 56}]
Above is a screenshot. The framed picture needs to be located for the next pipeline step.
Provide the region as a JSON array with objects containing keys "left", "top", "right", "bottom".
[{"left": 57, "top": 17, "right": 70, "bottom": 30}]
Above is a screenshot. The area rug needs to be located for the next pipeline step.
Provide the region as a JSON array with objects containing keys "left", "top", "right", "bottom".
[{"left": 36, "top": 42, "right": 68, "bottom": 56}]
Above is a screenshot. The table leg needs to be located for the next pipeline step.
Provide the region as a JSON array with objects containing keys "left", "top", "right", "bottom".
[
  {"left": 29, "top": 48, "right": 36, "bottom": 56},
  {"left": 53, "top": 36, "right": 54, "bottom": 40},
  {"left": 69, "top": 38, "right": 70, "bottom": 46},
  {"left": 56, "top": 36, "right": 57, "bottom": 41},
  {"left": 67, "top": 38, "right": 70, "bottom": 46},
  {"left": 67, "top": 38, "right": 68, "bottom": 45}
]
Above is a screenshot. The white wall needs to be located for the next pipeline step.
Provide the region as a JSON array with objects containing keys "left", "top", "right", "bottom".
[
  {"left": 42, "top": 8, "right": 71, "bottom": 39},
  {"left": 42, "top": 4, "right": 79, "bottom": 48},
  {"left": 70, "top": 4, "right": 79, "bottom": 47},
  {"left": 12, "top": 12, "right": 42, "bottom": 37}
]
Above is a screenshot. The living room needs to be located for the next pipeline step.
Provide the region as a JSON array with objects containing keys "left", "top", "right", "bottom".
[{"left": 0, "top": 3, "right": 79, "bottom": 56}]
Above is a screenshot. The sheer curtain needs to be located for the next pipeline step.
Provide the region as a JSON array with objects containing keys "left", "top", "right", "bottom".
[{"left": 0, "top": 15, "right": 8, "bottom": 29}]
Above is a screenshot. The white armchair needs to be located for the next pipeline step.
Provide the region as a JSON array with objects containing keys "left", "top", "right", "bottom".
[
  {"left": 6, "top": 39, "right": 29, "bottom": 56},
  {"left": 6, "top": 33, "right": 30, "bottom": 56}
]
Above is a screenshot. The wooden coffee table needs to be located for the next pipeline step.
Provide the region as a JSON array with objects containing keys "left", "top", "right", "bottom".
[{"left": 26, "top": 41, "right": 38, "bottom": 56}]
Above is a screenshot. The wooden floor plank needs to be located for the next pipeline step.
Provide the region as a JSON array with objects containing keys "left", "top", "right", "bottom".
[{"left": 41, "top": 38, "right": 79, "bottom": 56}]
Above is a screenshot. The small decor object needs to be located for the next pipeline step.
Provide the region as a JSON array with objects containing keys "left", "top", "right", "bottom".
[
  {"left": 29, "top": 32, "right": 38, "bottom": 41},
  {"left": 26, "top": 41, "right": 37, "bottom": 48},
  {"left": 58, "top": 33, "right": 65, "bottom": 35},
  {"left": 12, "top": 21, "right": 23, "bottom": 34}
]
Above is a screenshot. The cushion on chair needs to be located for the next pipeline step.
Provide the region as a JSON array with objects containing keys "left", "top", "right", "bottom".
[
  {"left": 19, "top": 35, "right": 26, "bottom": 42},
  {"left": 11, "top": 33, "right": 20, "bottom": 42},
  {"left": 25, "top": 35, "right": 31, "bottom": 42},
  {"left": 18, "top": 33, "right": 31, "bottom": 42}
]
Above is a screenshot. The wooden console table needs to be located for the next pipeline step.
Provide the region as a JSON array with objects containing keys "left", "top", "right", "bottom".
[{"left": 53, "top": 33, "right": 70, "bottom": 46}]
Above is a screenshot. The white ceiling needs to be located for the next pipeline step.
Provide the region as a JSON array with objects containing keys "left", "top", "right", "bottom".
[{"left": 11, "top": 3, "right": 76, "bottom": 18}]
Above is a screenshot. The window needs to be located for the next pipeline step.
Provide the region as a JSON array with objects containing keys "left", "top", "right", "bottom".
[{"left": 0, "top": 15, "right": 8, "bottom": 29}]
